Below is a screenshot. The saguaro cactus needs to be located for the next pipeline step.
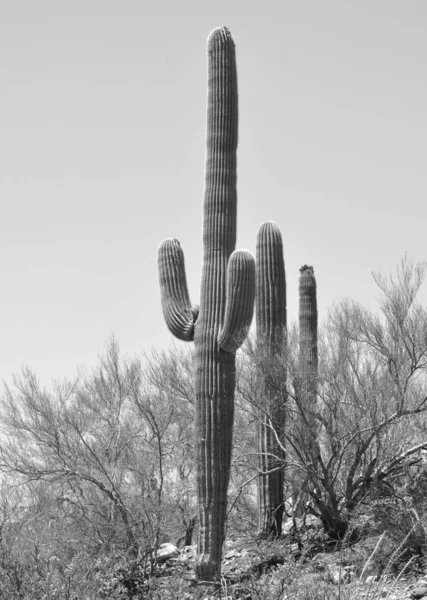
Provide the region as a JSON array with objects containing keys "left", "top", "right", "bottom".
[
  {"left": 287, "top": 265, "right": 319, "bottom": 517},
  {"left": 256, "top": 222, "right": 287, "bottom": 536},
  {"left": 298, "top": 265, "right": 318, "bottom": 447},
  {"left": 158, "top": 27, "right": 255, "bottom": 580},
  {"left": 299, "top": 265, "right": 318, "bottom": 381}
]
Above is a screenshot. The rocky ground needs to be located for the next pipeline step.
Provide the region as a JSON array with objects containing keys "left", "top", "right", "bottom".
[{"left": 148, "top": 533, "right": 427, "bottom": 600}]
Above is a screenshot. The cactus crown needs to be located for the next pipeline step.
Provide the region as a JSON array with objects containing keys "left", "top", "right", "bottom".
[{"left": 299, "top": 264, "right": 314, "bottom": 274}]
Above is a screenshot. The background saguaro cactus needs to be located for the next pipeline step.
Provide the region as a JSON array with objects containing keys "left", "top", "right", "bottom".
[
  {"left": 157, "top": 27, "right": 255, "bottom": 581},
  {"left": 256, "top": 222, "right": 287, "bottom": 536},
  {"left": 288, "top": 265, "right": 319, "bottom": 516},
  {"left": 298, "top": 265, "right": 319, "bottom": 461},
  {"left": 299, "top": 265, "right": 318, "bottom": 378}
]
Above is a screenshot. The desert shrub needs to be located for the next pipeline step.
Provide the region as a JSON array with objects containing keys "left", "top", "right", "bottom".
[
  {"left": 364, "top": 456, "right": 427, "bottom": 571},
  {"left": 240, "top": 258, "right": 427, "bottom": 543}
]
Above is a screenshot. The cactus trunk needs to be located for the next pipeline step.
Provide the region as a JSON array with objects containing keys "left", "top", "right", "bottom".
[
  {"left": 158, "top": 27, "right": 255, "bottom": 581},
  {"left": 256, "top": 222, "right": 287, "bottom": 536}
]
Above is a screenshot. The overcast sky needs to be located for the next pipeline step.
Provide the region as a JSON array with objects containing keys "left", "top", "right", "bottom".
[{"left": 1, "top": 1, "right": 426, "bottom": 386}]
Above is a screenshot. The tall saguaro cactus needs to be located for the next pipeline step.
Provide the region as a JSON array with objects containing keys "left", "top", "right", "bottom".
[
  {"left": 158, "top": 27, "right": 255, "bottom": 581},
  {"left": 256, "top": 222, "right": 287, "bottom": 536}
]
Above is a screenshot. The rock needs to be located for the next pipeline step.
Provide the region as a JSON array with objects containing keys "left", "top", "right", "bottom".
[
  {"left": 311, "top": 554, "right": 329, "bottom": 572},
  {"left": 343, "top": 566, "right": 355, "bottom": 582},
  {"left": 283, "top": 519, "right": 293, "bottom": 534},
  {"left": 329, "top": 565, "right": 355, "bottom": 585},
  {"left": 411, "top": 586, "right": 427, "bottom": 599},
  {"left": 156, "top": 543, "right": 180, "bottom": 562},
  {"left": 305, "top": 514, "right": 320, "bottom": 528},
  {"left": 330, "top": 569, "right": 341, "bottom": 584}
]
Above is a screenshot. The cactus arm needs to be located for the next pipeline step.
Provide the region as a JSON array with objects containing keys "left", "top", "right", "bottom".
[
  {"left": 158, "top": 238, "right": 198, "bottom": 341},
  {"left": 218, "top": 250, "right": 255, "bottom": 353}
]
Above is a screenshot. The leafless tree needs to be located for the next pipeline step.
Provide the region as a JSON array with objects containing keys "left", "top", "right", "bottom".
[
  {"left": 241, "top": 257, "right": 427, "bottom": 540},
  {"left": 0, "top": 338, "right": 199, "bottom": 563}
]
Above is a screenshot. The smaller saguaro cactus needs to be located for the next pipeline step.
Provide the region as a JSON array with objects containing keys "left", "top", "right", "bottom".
[
  {"left": 256, "top": 222, "right": 287, "bottom": 536},
  {"left": 299, "top": 265, "right": 318, "bottom": 379},
  {"left": 298, "top": 264, "right": 318, "bottom": 443},
  {"left": 287, "top": 265, "right": 319, "bottom": 516}
]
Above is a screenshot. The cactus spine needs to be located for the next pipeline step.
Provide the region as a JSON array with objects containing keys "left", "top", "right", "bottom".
[
  {"left": 256, "top": 222, "right": 287, "bottom": 536},
  {"left": 158, "top": 27, "right": 255, "bottom": 581}
]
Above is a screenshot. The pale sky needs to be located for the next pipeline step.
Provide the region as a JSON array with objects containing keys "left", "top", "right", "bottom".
[{"left": 1, "top": 1, "right": 426, "bottom": 385}]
